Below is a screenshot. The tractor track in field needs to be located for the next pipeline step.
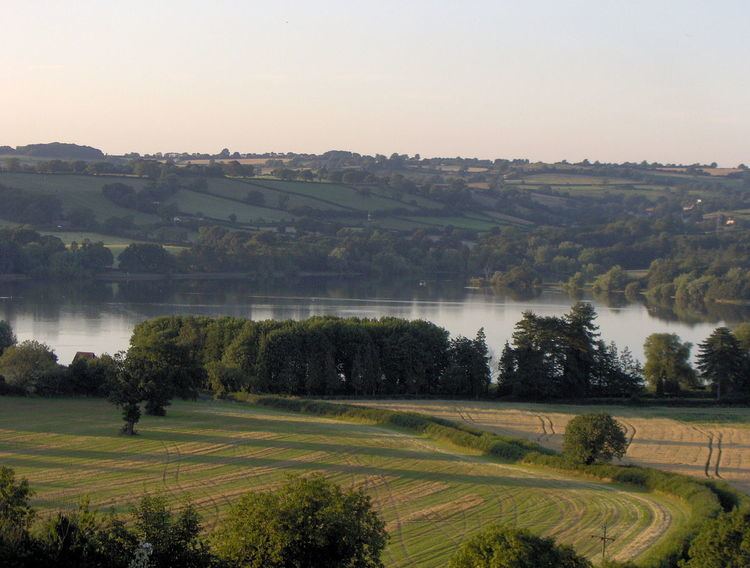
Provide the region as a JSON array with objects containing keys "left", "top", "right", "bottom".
[
  {"left": 618, "top": 420, "right": 637, "bottom": 453},
  {"left": 532, "top": 413, "right": 555, "bottom": 442},
  {"left": 713, "top": 432, "right": 723, "bottom": 479},
  {"left": 679, "top": 422, "right": 723, "bottom": 479}
]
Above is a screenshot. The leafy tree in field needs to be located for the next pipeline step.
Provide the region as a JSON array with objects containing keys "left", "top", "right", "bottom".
[
  {"left": 448, "top": 525, "right": 591, "bottom": 568},
  {"left": 643, "top": 333, "right": 697, "bottom": 395},
  {"left": 0, "top": 320, "right": 16, "bottom": 356},
  {"left": 0, "top": 340, "right": 59, "bottom": 394},
  {"left": 127, "top": 317, "right": 206, "bottom": 415},
  {"left": 680, "top": 507, "right": 750, "bottom": 568},
  {"left": 212, "top": 474, "right": 387, "bottom": 568},
  {"left": 563, "top": 413, "right": 627, "bottom": 465},
  {"left": 106, "top": 353, "right": 146, "bottom": 435},
  {"left": 696, "top": 327, "right": 747, "bottom": 400}
]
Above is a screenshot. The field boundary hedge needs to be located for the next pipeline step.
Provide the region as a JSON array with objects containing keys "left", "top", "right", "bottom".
[{"left": 235, "top": 394, "right": 749, "bottom": 568}]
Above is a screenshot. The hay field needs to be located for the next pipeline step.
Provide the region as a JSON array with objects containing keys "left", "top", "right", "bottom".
[
  {"left": 353, "top": 401, "right": 750, "bottom": 496},
  {"left": 0, "top": 397, "right": 689, "bottom": 566}
]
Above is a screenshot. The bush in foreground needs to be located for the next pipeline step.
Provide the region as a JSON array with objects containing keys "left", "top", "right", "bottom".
[
  {"left": 448, "top": 525, "right": 591, "bottom": 568},
  {"left": 563, "top": 413, "right": 627, "bottom": 465},
  {"left": 679, "top": 507, "right": 750, "bottom": 567},
  {"left": 212, "top": 474, "right": 387, "bottom": 568}
]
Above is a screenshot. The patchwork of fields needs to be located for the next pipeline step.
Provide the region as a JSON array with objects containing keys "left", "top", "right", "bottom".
[
  {"left": 0, "top": 172, "right": 527, "bottom": 233},
  {"left": 354, "top": 401, "right": 750, "bottom": 496},
  {"left": 0, "top": 397, "right": 690, "bottom": 566}
]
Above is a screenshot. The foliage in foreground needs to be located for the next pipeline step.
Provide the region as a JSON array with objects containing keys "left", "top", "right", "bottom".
[
  {"left": 563, "top": 413, "right": 628, "bottom": 465},
  {"left": 1, "top": 465, "right": 386, "bottom": 568},
  {"left": 679, "top": 507, "right": 750, "bottom": 568},
  {"left": 212, "top": 474, "right": 387, "bottom": 568},
  {"left": 0, "top": 465, "right": 212, "bottom": 568},
  {"left": 448, "top": 525, "right": 591, "bottom": 568}
]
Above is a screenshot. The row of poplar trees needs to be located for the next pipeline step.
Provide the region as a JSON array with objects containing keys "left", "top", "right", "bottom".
[{"left": 126, "top": 315, "right": 492, "bottom": 399}]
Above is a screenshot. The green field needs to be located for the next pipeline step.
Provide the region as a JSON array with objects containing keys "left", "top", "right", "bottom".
[
  {"left": 248, "top": 179, "right": 429, "bottom": 213},
  {"left": 0, "top": 397, "right": 691, "bottom": 566},
  {"left": 164, "top": 189, "right": 295, "bottom": 224},
  {"left": 207, "top": 178, "right": 343, "bottom": 212},
  {"left": 0, "top": 172, "right": 160, "bottom": 225}
]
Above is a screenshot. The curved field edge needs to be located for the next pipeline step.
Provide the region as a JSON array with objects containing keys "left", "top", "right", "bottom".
[{"left": 239, "top": 394, "right": 750, "bottom": 568}]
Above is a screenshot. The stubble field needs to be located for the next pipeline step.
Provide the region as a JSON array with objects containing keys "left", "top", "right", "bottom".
[
  {"left": 0, "top": 397, "right": 690, "bottom": 566},
  {"left": 352, "top": 400, "right": 750, "bottom": 496}
]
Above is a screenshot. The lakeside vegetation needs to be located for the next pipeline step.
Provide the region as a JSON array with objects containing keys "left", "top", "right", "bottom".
[
  {"left": 3, "top": 305, "right": 749, "bottom": 419},
  {"left": 2, "top": 145, "right": 750, "bottom": 317}
]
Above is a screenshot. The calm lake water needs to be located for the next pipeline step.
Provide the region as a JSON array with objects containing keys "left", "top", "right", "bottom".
[{"left": 1, "top": 278, "right": 748, "bottom": 365}]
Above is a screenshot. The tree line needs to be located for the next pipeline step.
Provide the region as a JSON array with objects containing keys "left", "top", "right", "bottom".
[{"left": 3, "top": 305, "right": 748, "bottom": 430}]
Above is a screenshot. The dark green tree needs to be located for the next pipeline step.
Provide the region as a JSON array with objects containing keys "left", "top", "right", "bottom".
[
  {"left": 0, "top": 466, "right": 37, "bottom": 566},
  {"left": 448, "top": 525, "right": 591, "bottom": 568},
  {"left": 563, "top": 302, "right": 600, "bottom": 397},
  {"left": 697, "top": 327, "right": 747, "bottom": 400},
  {"left": 37, "top": 500, "right": 136, "bottom": 568},
  {"left": 212, "top": 474, "right": 387, "bottom": 568},
  {"left": 0, "top": 320, "right": 16, "bottom": 356},
  {"left": 131, "top": 495, "right": 213, "bottom": 568},
  {"left": 563, "top": 413, "right": 627, "bottom": 465},
  {"left": 106, "top": 353, "right": 145, "bottom": 435},
  {"left": 680, "top": 507, "right": 750, "bottom": 568}
]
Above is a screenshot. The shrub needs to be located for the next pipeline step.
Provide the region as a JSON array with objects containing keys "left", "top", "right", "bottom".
[
  {"left": 679, "top": 507, "right": 750, "bottom": 567},
  {"left": 448, "top": 525, "right": 591, "bottom": 568},
  {"left": 563, "top": 413, "right": 627, "bottom": 465}
]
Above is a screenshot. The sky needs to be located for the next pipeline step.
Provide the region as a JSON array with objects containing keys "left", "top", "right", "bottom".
[{"left": 2, "top": 0, "right": 748, "bottom": 165}]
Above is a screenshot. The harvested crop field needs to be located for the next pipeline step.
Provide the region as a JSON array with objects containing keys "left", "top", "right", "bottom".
[
  {"left": 352, "top": 401, "right": 750, "bottom": 496},
  {"left": 0, "top": 397, "right": 690, "bottom": 566}
]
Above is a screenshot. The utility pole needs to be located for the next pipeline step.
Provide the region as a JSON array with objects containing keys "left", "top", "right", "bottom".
[{"left": 592, "top": 523, "right": 615, "bottom": 562}]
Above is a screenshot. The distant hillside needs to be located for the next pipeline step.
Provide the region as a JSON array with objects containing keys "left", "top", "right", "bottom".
[{"left": 10, "top": 142, "right": 105, "bottom": 160}]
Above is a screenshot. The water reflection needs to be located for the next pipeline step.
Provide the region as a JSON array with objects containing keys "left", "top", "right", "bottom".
[{"left": 1, "top": 278, "right": 748, "bottom": 364}]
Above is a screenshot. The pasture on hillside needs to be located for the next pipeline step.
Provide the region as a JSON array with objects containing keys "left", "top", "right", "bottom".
[
  {"left": 0, "top": 397, "right": 690, "bottom": 566},
  {"left": 0, "top": 172, "right": 160, "bottom": 225},
  {"left": 354, "top": 401, "right": 750, "bottom": 496},
  {"left": 0, "top": 171, "right": 516, "bottom": 233}
]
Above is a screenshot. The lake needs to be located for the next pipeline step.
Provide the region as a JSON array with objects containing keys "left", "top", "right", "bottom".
[{"left": 1, "top": 278, "right": 747, "bottom": 365}]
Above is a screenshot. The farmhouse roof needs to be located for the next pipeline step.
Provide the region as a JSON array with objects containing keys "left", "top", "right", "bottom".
[{"left": 73, "top": 351, "right": 97, "bottom": 361}]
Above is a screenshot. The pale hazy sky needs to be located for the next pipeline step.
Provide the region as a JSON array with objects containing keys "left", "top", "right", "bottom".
[{"left": 2, "top": 1, "right": 748, "bottom": 164}]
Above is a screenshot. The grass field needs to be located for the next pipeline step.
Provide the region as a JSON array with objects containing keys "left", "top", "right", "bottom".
[
  {"left": 247, "top": 179, "right": 426, "bottom": 213},
  {"left": 164, "top": 189, "right": 295, "bottom": 224},
  {"left": 0, "top": 172, "right": 160, "bottom": 225},
  {"left": 352, "top": 401, "right": 750, "bottom": 496},
  {"left": 0, "top": 171, "right": 514, "bottom": 233},
  {"left": 0, "top": 397, "right": 691, "bottom": 566}
]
